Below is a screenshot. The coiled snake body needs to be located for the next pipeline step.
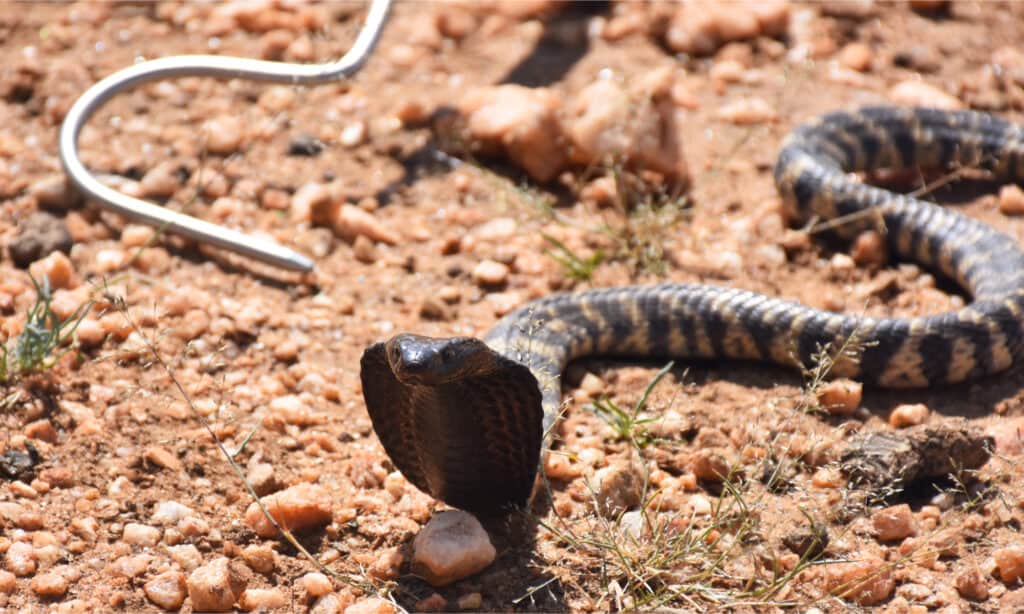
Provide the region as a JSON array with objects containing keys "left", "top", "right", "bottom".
[{"left": 361, "top": 107, "right": 1024, "bottom": 516}]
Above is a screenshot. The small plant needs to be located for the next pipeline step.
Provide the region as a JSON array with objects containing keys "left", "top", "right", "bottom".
[
  {"left": 797, "top": 326, "right": 873, "bottom": 413},
  {"left": 542, "top": 233, "right": 605, "bottom": 282},
  {"left": 0, "top": 276, "right": 92, "bottom": 383},
  {"left": 587, "top": 361, "right": 675, "bottom": 449},
  {"left": 600, "top": 162, "right": 690, "bottom": 275}
]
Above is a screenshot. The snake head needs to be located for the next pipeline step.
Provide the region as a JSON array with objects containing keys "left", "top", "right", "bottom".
[
  {"left": 384, "top": 334, "right": 495, "bottom": 385},
  {"left": 361, "top": 334, "right": 544, "bottom": 516}
]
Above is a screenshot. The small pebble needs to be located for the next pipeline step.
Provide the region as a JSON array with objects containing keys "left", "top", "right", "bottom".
[
  {"left": 811, "top": 466, "right": 844, "bottom": 489},
  {"left": 203, "top": 116, "right": 245, "bottom": 155},
  {"left": 19, "top": 512, "right": 45, "bottom": 530},
  {"left": 352, "top": 235, "right": 377, "bottom": 263},
  {"left": 710, "top": 59, "right": 746, "bottom": 85},
  {"left": 241, "top": 544, "right": 276, "bottom": 574},
  {"left": 851, "top": 230, "right": 887, "bottom": 268},
  {"left": 472, "top": 259, "right": 510, "bottom": 287},
  {"left": 456, "top": 592, "right": 482, "bottom": 611},
  {"left": 167, "top": 544, "right": 203, "bottom": 572},
  {"left": 716, "top": 97, "right": 777, "bottom": 124},
  {"left": 340, "top": 121, "right": 367, "bottom": 147},
  {"left": 985, "top": 417, "right": 1024, "bottom": 456},
  {"left": 94, "top": 248, "right": 127, "bottom": 273},
  {"left": 993, "top": 544, "right": 1024, "bottom": 584},
  {"left": 414, "top": 593, "right": 447, "bottom": 612},
  {"left": 394, "top": 100, "right": 429, "bottom": 126},
  {"left": 369, "top": 547, "right": 404, "bottom": 581},
  {"left": 187, "top": 557, "right": 246, "bottom": 612},
  {"left": 244, "top": 483, "right": 333, "bottom": 538},
  {"left": 999, "top": 185, "right": 1024, "bottom": 216},
  {"left": 815, "top": 379, "right": 862, "bottom": 416},
  {"left": 824, "top": 557, "right": 894, "bottom": 606},
  {"left": 30, "top": 175, "right": 81, "bottom": 211},
  {"left": 889, "top": 80, "right": 963, "bottom": 110},
  {"left": 151, "top": 501, "right": 194, "bottom": 525},
  {"left": 345, "top": 598, "right": 397, "bottom": 614},
  {"left": 109, "top": 554, "right": 153, "bottom": 579},
  {"left": 144, "top": 570, "right": 187, "bottom": 610},
  {"left": 144, "top": 446, "right": 183, "bottom": 473},
  {"left": 688, "top": 493, "right": 713, "bottom": 516},
  {"left": 955, "top": 565, "right": 989, "bottom": 601},
  {"left": 419, "top": 297, "right": 453, "bottom": 321},
  {"left": 292, "top": 182, "right": 339, "bottom": 224},
  {"left": 10, "top": 481, "right": 39, "bottom": 499},
  {"left": 838, "top": 42, "right": 873, "bottom": 72},
  {"left": 872, "top": 504, "right": 918, "bottom": 542},
  {"left": 689, "top": 448, "right": 732, "bottom": 482},
  {"left": 268, "top": 394, "right": 324, "bottom": 426},
  {"left": 29, "top": 251, "right": 75, "bottom": 290},
  {"left": 579, "top": 373, "right": 605, "bottom": 397},
  {"left": 0, "top": 570, "right": 16, "bottom": 593},
  {"left": 120, "top": 224, "right": 156, "bottom": 248},
  {"left": 331, "top": 204, "right": 400, "bottom": 245},
  {"left": 487, "top": 291, "right": 522, "bottom": 317},
  {"left": 10, "top": 211, "right": 73, "bottom": 267},
  {"left": 5, "top": 541, "right": 35, "bottom": 576},
  {"left": 70, "top": 517, "right": 99, "bottom": 542},
  {"left": 23, "top": 419, "right": 58, "bottom": 444},
  {"left": 139, "top": 161, "right": 181, "bottom": 198},
  {"left": 889, "top": 403, "right": 929, "bottom": 428},
  {"left": 544, "top": 453, "right": 583, "bottom": 481},
  {"left": 301, "top": 572, "right": 333, "bottom": 598},
  {"left": 75, "top": 318, "right": 106, "bottom": 347},
  {"left": 238, "top": 588, "right": 287, "bottom": 611},
  {"left": 411, "top": 510, "right": 496, "bottom": 586},
  {"left": 590, "top": 462, "right": 643, "bottom": 517},
  {"left": 30, "top": 570, "right": 69, "bottom": 598},
  {"left": 246, "top": 463, "right": 281, "bottom": 496},
  {"left": 122, "top": 523, "right": 161, "bottom": 547}
]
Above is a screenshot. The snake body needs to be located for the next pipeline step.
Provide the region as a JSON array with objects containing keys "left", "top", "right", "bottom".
[{"left": 361, "top": 107, "right": 1024, "bottom": 516}]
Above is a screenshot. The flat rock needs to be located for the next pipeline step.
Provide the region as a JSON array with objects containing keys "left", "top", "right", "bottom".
[{"left": 840, "top": 419, "right": 991, "bottom": 496}]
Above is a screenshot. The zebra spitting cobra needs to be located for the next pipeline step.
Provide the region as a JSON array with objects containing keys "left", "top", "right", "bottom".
[{"left": 360, "top": 107, "right": 1024, "bottom": 516}]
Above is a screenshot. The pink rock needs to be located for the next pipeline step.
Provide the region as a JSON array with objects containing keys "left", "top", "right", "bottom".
[
  {"left": 244, "top": 483, "right": 332, "bottom": 538},
  {"left": 459, "top": 85, "right": 567, "bottom": 182}
]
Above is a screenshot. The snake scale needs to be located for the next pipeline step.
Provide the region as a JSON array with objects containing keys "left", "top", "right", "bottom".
[{"left": 361, "top": 107, "right": 1024, "bottom": 516}]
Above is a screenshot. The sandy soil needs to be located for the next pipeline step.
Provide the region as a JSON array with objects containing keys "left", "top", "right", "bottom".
[{"left": 2, "top": 1, "right": 1024, "bottom": 612}]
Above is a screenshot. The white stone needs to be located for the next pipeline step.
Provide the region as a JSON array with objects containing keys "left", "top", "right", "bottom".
[{"left": 411, "top": 511, "right": 496, "bottom": 586}]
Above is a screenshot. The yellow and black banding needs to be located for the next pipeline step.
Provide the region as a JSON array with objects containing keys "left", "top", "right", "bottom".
[
  {"left": 486, "top": 107, "right": 1024, "bottom": 434},
  {"left": 362, "top": 107, "right": 1024, "bottom": 516}
]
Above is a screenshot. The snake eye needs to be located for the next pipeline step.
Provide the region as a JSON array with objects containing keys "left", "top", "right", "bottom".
[{"left": 440, "top": 346, "right": 456, "bottom": 362}]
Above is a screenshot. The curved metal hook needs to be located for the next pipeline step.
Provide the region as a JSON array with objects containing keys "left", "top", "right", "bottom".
[{"left": 58, "top": 0, "right": 393, "bottom": 272}]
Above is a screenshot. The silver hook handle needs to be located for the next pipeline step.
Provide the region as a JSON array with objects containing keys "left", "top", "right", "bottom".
[{"left": 58, "top": 0, "right": 393, "bottom": 272}]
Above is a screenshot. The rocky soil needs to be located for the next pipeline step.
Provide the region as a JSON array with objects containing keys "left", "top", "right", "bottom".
[{"left": 3, "top": 1, "right": 1024, "bottom": 612}]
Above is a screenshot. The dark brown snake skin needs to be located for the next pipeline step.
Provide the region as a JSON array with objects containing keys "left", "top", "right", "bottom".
[{"left": 361, "top": 107, "right": 1024, "bottom": 516}]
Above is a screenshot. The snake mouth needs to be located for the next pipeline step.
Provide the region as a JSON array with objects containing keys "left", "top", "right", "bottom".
[{"left": 361, "top": 336, "right": 545, "bottom": 516}]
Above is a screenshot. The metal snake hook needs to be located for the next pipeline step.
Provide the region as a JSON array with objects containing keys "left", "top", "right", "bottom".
[{"left": 58, "top": 0, "right": 393, "bottom": 273}]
